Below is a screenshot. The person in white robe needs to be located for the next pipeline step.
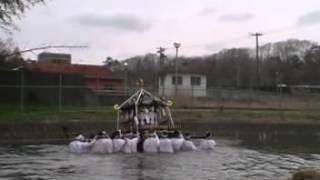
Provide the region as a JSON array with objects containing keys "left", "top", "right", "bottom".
[
  {"left": 91, "top": 131, "right": 113, "bottom": 154},
  {"left": 69, "top": 134, "right": 95, "bottom": 154},
  {"left": 111, "top": 130, "right": 126, "bottom": 153},
  {"left": 121, "top": 136, "right": 139, "bottom": 153},
  {"left": 199, "top": 139, "right": 216, "bottom": 150},
  {"left": 171, "top": 130, "right": 185, "bottom": 152},
  {"left": 181, "top": 134, "right": 197, "bottom": 151},
  {"left": 143, "top": 132, "right": 160, "bottom": 153},
  {"left": 159, "top": 131, "right": 173, "bottom": 153},
  {"left": 199, "top": 132, "right": 216, "bottom": 150}
]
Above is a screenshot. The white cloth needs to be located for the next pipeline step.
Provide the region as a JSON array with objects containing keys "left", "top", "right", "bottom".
[
  {"left": 91, "top": 138, "right": 113, "bottom": 154},
  {"left": 69, "top": 140, "right": 93, "bottom": 154},
  {"left": 181, "top": 140, "right": 197, "bottom": 151},
  {"left": 199, "top": 139, "right": 216, "bottom": 150},
  {"left": 159, "top": 138, "right": 174, "bottom": 153},
  {"left": 171, "top": 138, "right": 185, "bottom": 152},
  {"left": 113, "top": 139, "right": 126, "bottom": 152}
]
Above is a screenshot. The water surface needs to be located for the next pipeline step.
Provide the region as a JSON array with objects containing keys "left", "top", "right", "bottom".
[{"left": 0, "top": 138, "right": 319, "bottom": 180}]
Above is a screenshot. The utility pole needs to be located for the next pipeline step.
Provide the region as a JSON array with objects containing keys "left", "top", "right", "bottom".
[
  {"left": 123, "top": 62, "right": 128, "bottom": 95},
  {"left": 157, "top": 47, "right": 166, "bottom": 66},
  {"left": 251, "top": 32, "right": 263, "bottom": 90},
  {"left": 173, "top": 42, "right": 181, "bottom": 99},
  {"left": 157, "top": 47, "right": 166, "bottom": 95}
]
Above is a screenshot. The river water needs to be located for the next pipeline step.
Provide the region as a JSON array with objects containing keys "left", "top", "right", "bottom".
[{"left": 0, "top": 124, "right": 320, "bottom": 180}]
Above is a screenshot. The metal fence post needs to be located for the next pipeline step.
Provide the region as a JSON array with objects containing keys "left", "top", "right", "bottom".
[
  {"left": 191, "top": 85, "right": 194, "bottom": 110},
  {"left": 20, "top": 69, "right": 24, "bottom": 113},
  {"left": 58, "top": 73, "right": 62, "bottom": 112}
]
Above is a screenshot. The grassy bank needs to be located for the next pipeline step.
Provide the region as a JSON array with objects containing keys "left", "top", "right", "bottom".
[
  {"left": 0, "top": 104, "right": 116, "bottom": 123},
  {"left": 1, "top": 103, "right": 320, "bottom": 125},
  {"left": 173, "top": 108, "right": 320, "bottom": 124}
]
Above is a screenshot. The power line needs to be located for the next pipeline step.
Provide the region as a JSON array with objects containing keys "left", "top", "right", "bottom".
[
  {"left": 163, "top": 24, "right": 313, "bottom": 54},
  {"left": 137, "top": 24, "right": 315, "bottom": 60},
  {"left": 5, "top": 45, "right": 88, "bottom": 59},
  {"left": 17, "top": 45, "right": 88, "bottom": 55}
]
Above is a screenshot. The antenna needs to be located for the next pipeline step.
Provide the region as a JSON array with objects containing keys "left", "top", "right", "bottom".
[{"left": 8, "top": 45, "right": 89, "bottom": 57}]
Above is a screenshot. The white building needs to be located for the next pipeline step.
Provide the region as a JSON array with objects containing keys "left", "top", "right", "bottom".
[{"left": 159, "top": 73, "right": 207, "bottom": 97}]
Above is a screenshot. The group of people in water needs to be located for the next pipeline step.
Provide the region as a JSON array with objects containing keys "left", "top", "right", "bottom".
[{"left": 69, "top": 130, "right": 216, "bottom": 154}]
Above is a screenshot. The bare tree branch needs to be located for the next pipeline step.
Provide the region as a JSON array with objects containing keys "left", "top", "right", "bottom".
[{"left": 0, "top": 0, "right": 44, "bottom": 32}]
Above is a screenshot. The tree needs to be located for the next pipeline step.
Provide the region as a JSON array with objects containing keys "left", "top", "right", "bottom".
[
  {"left": 103, "top": 56, "right": 123, "bottom": 72},
  {"left": 303, "top": 46, "right": 320, "bottom": 84},
  {"left": 261, "top": 56, "right": 282, "bottom": 87},
  {"left": 0, "top": 0, "right": 44, "bottom": 31},
  {"left": 211, "top": 48, "right": 253, "bottom": 88},
  {"left": 281, "top": 55, "right": 304, "bottom": 85},
  {"left": 0, "top": 38, "right": 21, "bottom": 69}
]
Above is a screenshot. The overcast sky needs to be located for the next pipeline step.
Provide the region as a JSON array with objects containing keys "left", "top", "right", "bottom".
[{"left": 4, "top": 0, "right": 320, "bottom": 64}]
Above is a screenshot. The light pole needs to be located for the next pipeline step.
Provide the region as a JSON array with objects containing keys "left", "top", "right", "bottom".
[
  {"left": 173, "top": 42, "right": 181, "bottom": 98},
  {"left": 123, "top": 62, "right": 128, "bottom": 95}
]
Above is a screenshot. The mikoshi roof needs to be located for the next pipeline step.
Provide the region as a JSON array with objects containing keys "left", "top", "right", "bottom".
[{"left": 115, "top": 88, "right": 172, "bottom": 111}]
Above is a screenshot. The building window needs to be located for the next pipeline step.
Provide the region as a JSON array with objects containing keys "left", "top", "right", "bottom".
[
  {"left": 104, "top": 84, "right": 114, "bottom": 90},
  {"left": 191, "top": 76, "right": 201, "bottom": 86},
  {"left": 172, "top": 76, "right": 182, "bottom": 85}
]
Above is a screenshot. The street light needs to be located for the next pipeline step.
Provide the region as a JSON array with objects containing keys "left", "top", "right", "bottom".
[
  {"left": 173, "top": 42, "right": 181, "bottom": 98},
  {"left": 123, "top": 62, "right": 128, "bottom": 95}
]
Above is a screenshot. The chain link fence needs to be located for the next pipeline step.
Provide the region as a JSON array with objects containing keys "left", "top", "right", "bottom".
[
  {"left": 1, "top": 69, "right": 320, "bottom": 112},
  {"left": 1, "top": 82, "right": 320, "bottom": 113}
]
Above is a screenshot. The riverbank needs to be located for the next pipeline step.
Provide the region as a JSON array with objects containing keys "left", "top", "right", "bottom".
[
  {"left": 1, "top": 105, "right": 320, "bottom": 125},
  {"left": 1, "top": 106, "right": 320, "bottom": 144}
]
